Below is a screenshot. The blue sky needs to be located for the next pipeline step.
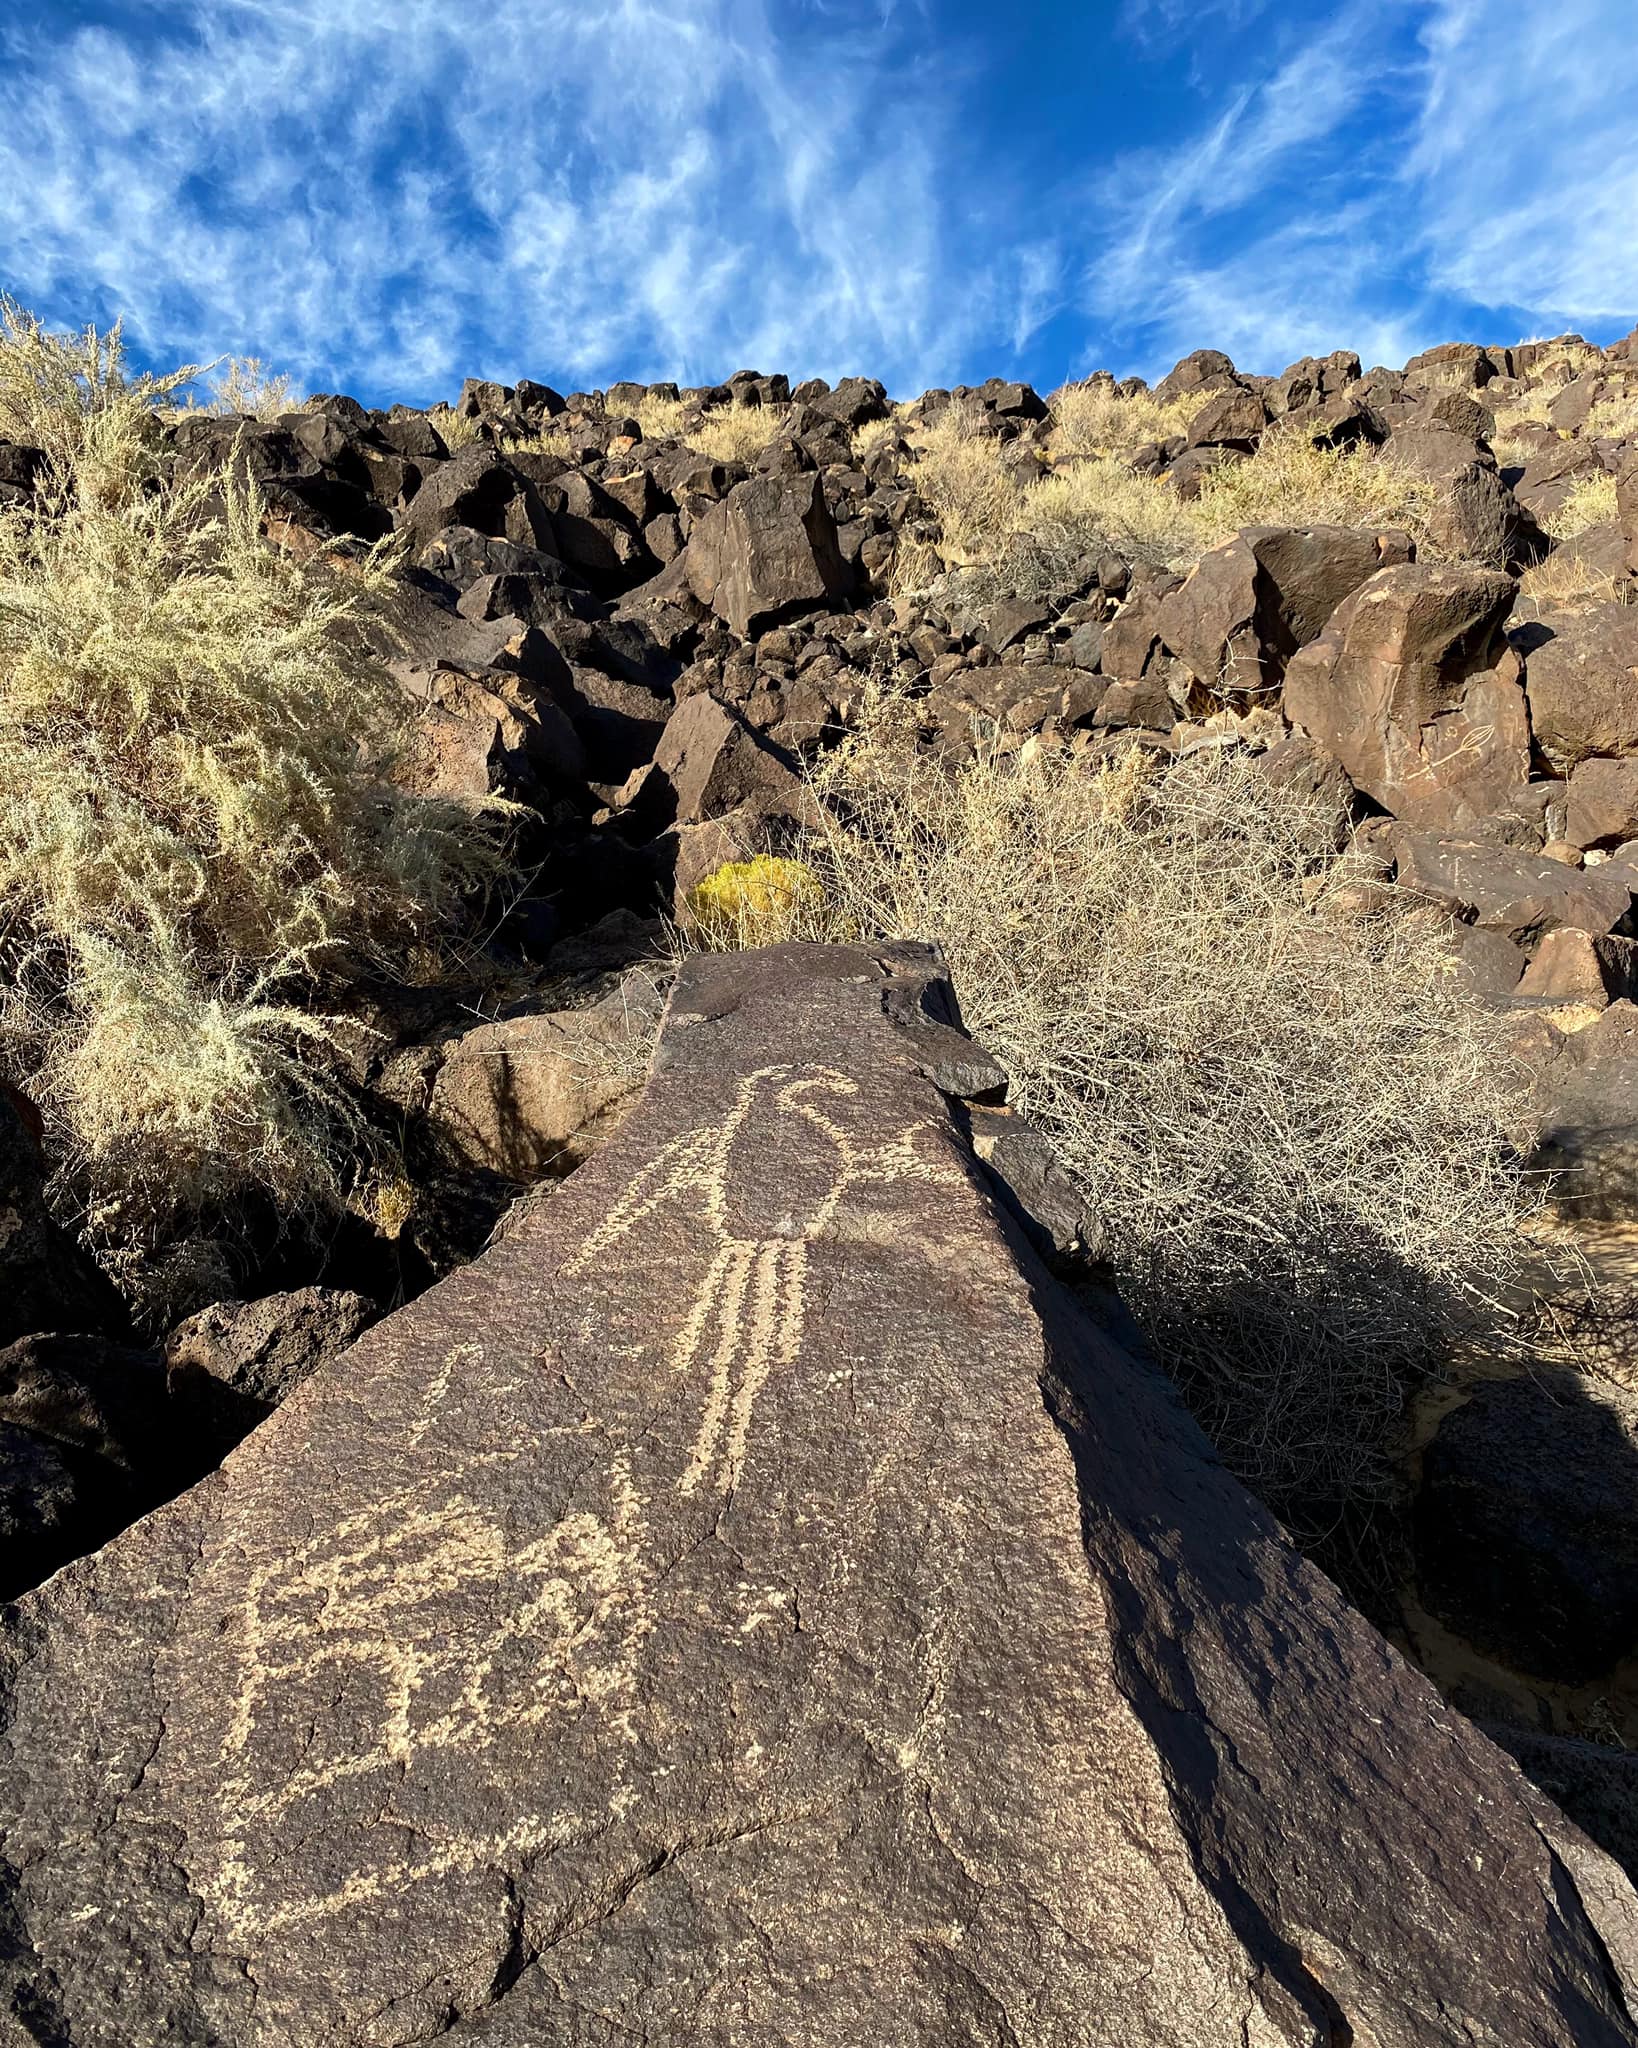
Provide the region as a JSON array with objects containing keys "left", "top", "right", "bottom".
[{"left": 1, "top": 0, "right": 1635, "bottom": 407}]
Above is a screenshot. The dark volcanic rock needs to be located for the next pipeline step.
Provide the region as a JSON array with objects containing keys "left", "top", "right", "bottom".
[
  {"left": 1417, "top": 1372, "right": 1638, "bottom": 1682},
  {"left": 1520, "top": 601, "right": 1638, "bottom": 773},
  {"left": 1, "top": 943, "right": 1635, "bottom": 2045},
  {"left": 164, "top": 1287, "right": 380, "bottom": 1458},
  {"left": 0, "top": 1093, "right": 126, "bottom": 1347},
  {"left": 1156, "top": 523, "right": 1412, "bottom": 699},
  {"left": 1283, "top": 562, "right": 1528, "bottom": 827},
  {"left": 683, "top": 470, "right": 852, "bottom": 636},
  {"left": 1530, "top": 999, "right": 1638, "bottom": 1219},
  {"left": 0, "top": 1331, "right": 170, "bottom": 1599}
]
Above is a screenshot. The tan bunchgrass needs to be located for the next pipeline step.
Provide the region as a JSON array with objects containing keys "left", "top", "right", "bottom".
[
  {"left": 0, "top": 311, "right": 512, "bottom": 1278},
  {"left": 1540, "top": 470, "right": 1620, "bottom": 541},
  {"left": 1517, "top": 535, "right": 1635, "bottom": 610},
  {"left": 914, "top": 405, "right": 1450, "bottom": 586},
  {"left": 1584, "top": 388, "right": 1638, "bottom": 445},
  {"left": 850, "top": 410, "right": 913, "bottom": 468},
  {"left": 502, "top": 427, "right": 573, "bottom": 460},
  {"left": 428, "top": 403, "right": 484, "bottom": 451},
  {"left": 206, "top": 356, "right": 298, "bottom": 420},
  {"left": 906, "top": 402, "right": 1028, "bottom": 561},
  {"left": 769, "top": 701, "right": 1541, "bottom": 1531},
  {"left": 1189, "top": 429, "right": 1444, "bottom": 547},
  {"left": 635, "top": 392, "right": 781, "bottom": 465},
  {"left": 1046, "top": 376, "right": 1197, "bottom": 460},
  {"left": 634, "top": 392, "right": 689, "bottom": 442}
]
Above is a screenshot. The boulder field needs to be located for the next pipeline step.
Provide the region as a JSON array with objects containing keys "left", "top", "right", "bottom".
[{"left": 7, "top": 333, "right": 1638, "bottom": 2036}]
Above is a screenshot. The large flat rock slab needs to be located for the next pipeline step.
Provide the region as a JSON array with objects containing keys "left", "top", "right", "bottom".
[{"left": 3, "top": 942, "right": 1637, "bottom": 2046}]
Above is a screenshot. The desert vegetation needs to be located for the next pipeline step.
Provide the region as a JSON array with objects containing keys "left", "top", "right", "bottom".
[
  {"left": 907, "top": 393, "right": 1448, "bottom": 588},
  {"left": 635, "top": 390, "right": 786, "bottom": 465},
  {"left": 695, "top": 709, "right": 1539, "bottom": 1535},
  {"left": 0, "top": 305, "right": 509, "bottom": 1295}
]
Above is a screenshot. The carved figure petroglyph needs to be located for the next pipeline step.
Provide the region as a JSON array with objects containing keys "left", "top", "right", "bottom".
[
  {"left": 203, "top": 1354, "right": 654, "bottom": 1942},
  {"left": 569, "top": 1063, "right": 966, "bottom": 1495},
  {"left": 200, "top": 1062, "right": 962, "bottom": 1947}
]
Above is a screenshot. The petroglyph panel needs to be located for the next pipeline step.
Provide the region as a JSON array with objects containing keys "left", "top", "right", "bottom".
[
  {"left": 177, "top": 1053, "right": 970, "bottom": 1983},
  {"left": 5, "top": 942, "right": 1635, "bottom": 2048},
  {"left": 570, "top": 1062, "right": 968, "bottom": 1494}
]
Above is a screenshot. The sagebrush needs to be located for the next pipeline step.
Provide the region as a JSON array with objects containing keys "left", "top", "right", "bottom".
[{"left": 778, "top": 710, "right": 1540, "bottom": 1530}]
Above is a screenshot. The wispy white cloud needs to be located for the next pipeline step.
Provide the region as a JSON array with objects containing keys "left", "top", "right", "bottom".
[
  {"left": 0, "top": 0, "right": 1633, "bottom": 402},
  {"left": 1406, "top": 0, "right": 1638, "bottom": 323},
  {"left": 1077, "top": 0, "right": 1638, "bottom": 381},
  {"left": 0, "top": 0, "right": 1054, "bottom": 399}
]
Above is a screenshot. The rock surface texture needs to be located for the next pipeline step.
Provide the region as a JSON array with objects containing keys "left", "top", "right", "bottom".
[{"left": 3, "top": 943, "right": 1637, "bottom": 2047}]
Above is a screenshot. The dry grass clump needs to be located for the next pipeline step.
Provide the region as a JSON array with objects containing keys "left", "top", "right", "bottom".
[
  {"left": 1047, "top": 377, "right": 1196, "bottom": 460},
  {"left": 1490, "top": 369, "right": 1638, "bottom": 466},
  {"left": 501, "top": 427, "right": 573, "bottom": 460},
  {"left": 850, "top": 411, "right": 909, "bottom": 466},
  {"left": 634, "top": 392, "right": 780, "bottom": 465},
  {"left": 206, "top": 356, "right": 298, "bottom": 421},
  {"left": 913, "top": 404, "right": 1450, "bottom": 585},
  {"left": 428, "top": 404, "right": 484, "bottom": 451},
  {"left": 0, "top": 296, "right": 195, "bottom": 505},
  {"left": 0, "top": 314, "right": 510, "bottom": 1273},
  {"left": 1191, "top": 429, "right": 1444, "bottom": 545},
  {"left": 1584, "top": 388, "right": 1638, "bottom": 446},
  {"left": 1540, "top": 470, "right": 1620, "bottom": 541},
  {"left": 790, "top": 713, "right": 1538, "bottom": 1527},
  {"left": 1018, "top": 458, "right": 1201, "bottom": 571},
  {"left": 634, "top": 392, "right": 688, "bottom": 442},
  {"left": 1518, "top": 542, "right": 1632, "bottom": 609},
  {"left": 1525, "top": 339, "right": 1604, "bottom": 377},
  {"left": 688, "top": 403, "right": 783, "bottom": 466},
  {"left": 907, "top": 404, "right": 1026, "bottom": 562}
]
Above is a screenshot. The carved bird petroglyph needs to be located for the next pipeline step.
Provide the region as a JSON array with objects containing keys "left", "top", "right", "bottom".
[{"left": 568, "top": 1063, "right": 965, "bottom": 1495}]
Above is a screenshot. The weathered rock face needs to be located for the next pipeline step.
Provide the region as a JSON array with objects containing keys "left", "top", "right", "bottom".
[
  {"left": 1155, "top": 522, "right": 1411, "bottom": 699},
  {"left": 1530, "top": 999, "right": 1638, "bottom": 1219},
  {"left": 1521, "top": 602, "right": 1638, "bottom": 774},
  {"left": 163, "top": 1287, "right": 381, "bottom": 1460},
  {"left": 425, "top": 967, "right": 668, "bottom": 1179},
  {"left": 1391, "top": 830, "right": 1638, "bottom": 944},
  {"left": 684, "top": 470, "right": 852, "bottom": 637},
  {"left": 1283, "top": 562, "right": 1528, "bottom": 827},
  {"left": 1417, "top": 1371, "right": 1638, "bottom": 1681},
  {"left": 650, "top": 689, "right": 807, "bottom": 827},
  {"left": 3, "top": 943, "right": 1635, "bottom": 2047},
  {"left": 0, "top": 1094, "right": 126, "bottom": 1348}
]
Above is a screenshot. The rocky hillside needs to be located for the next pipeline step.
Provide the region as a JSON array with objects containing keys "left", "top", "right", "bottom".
[{"left": 7, "top": 322, "right": 1638, "bottom": 2038}]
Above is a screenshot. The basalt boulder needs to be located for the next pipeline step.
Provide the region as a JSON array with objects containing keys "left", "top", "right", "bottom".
[
  {"left": 1417, "top": 1371, "right": 1638, "bottom": 1682},
  {"left": 0, "top": 1093, "right": 127, "bottom": 1348},
  {"left": 1, "top": 944, "right": 1635, "bottom": 2047},
  {"left": 683, "top": 470, "right": 853, "bottom": 637},
  {"left": 1520, "top": 602, "right": 1638, "bottom": 773},
  {"left": 163, "top": 1288, "right": 381, "bottom": 1461},
  {"left": 1156, "top": 523, "right": 1413, "bottom": 700},
  {"left": 1283, "top": 562, "right": 1528, "bottom": 827}
]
